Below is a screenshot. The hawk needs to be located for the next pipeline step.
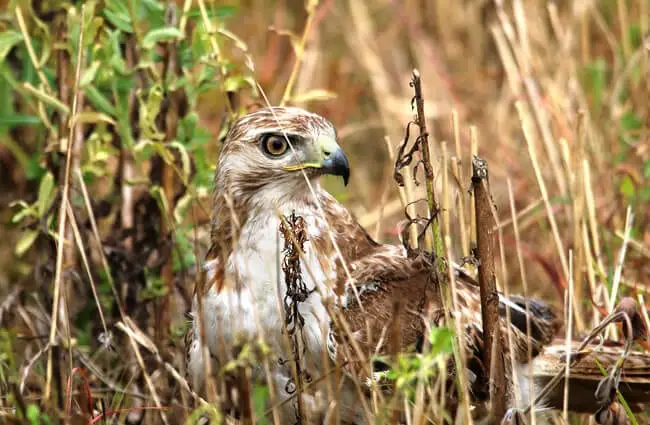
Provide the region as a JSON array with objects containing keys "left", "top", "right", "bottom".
[{"left": 186, "top": 107, "right": 650, "bottom": 425}]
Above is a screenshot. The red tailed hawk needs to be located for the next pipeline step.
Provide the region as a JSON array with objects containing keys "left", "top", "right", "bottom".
[{"left": 186, "top": 107, "right": 650, "bottom": 425}]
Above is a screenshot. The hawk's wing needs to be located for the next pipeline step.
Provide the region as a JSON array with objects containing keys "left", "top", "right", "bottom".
[{"left": 325, "top": 244, "right": 560, "bottom": 390}]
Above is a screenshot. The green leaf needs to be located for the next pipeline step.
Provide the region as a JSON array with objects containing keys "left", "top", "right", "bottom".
[
  {"left": 84, "top": 16, "right": 104, "bottom": 47},
  {"left": 80, "top": 61, "right": 101, "bottom": 87},
  {"left": 138, "top": 85, "right": 165, "bottom": 141},
  {"left": 620, "top": 110, "right": 642, "bottom": 132},
  {"left": 0, "top": 114, "right": 41, "bottom": 126},
  {"left": 72, "top": 112, "right": 116, "bottom": 126},
  {"left": 428, "top": 327, "right": 454, "bottom": 356},
  {"left": 223, "top": 75, "right": 254, "bottom": 92},
  {"left": 173, "top": 193, "right": 192, "bottom": 224},
  {"left": 22, "top": 83, "right": 70, "bottom": 115},
  {"left": 37, "top": 171, "right": 56, "bottom": 216},
  {"left": 168, "top": 141, "right": 191, "bottom": 183},
  {"left": 619, "top": 175, "right": 635, "bottom": 200},
  {"left": 10, "top": 201, "right": 35, "bottom": 224},
  {"left": 103, "top": 8, "right": 133, "bottom": 33},
  {"left": 16, "top": 230, "right": 39, "bottom": 257},
  {"left": 25, "top": 155, "right": 46, "bottom": 181},
  {"left": 142, "top": 27, "right": 184, "bottom": 50},
  {"left": 0, "top": 30, "right": 23, "bottom": 63},
  {"left": 149, "top": 185, "right": 171, "bottom": 228},
  {"left": 85, "top": 85, "right": 117, "bottom": 116},
  {"left": 26, "top": 404, "right": 41, "bottom": 425}
]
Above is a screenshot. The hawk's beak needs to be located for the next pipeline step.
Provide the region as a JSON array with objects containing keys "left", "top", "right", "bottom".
[
  {"left": 320, "top": 146, "right": 350, "bottom": 186},
  {"left": 282, "top": 136, "right": 350, "bottom": 186}
]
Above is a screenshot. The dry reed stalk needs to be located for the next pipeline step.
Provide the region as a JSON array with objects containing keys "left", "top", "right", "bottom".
[
  {"left": 411, "top": 70, "right": 442, "bottom": 256},
  {"left": 516, "top": 102, "right": 570, "bottom": 279},
  {"left": 570, "top": 116, "right": 588, "bottom": 331},
  {"left": 345, "top": 0, "right": 421, "bottom": 250},
  {"left": 452, "top": 111, "right": 469, "bottom": 256},
  {"left": 492, "top": 198, "right": 543, "bottom": 231},
  {"left": 557, "top": 139, "right": 586, "bottom": 330},
  {"left": 124, "top": 327, "right": 170, "bottom": 425},
  {"left": 617, "top": 0, "right": 631, "bottom": 58},
  {"left": 506, "top": 178, "right": 536, "bottom": 425},
  {"left": 608, "top": 207, "right": 633, "bottom": 314},
  {"left": 15, "top": 6, "right": 52, "bottom": 92},
  {"left": 280, "top": 0, "right": 319, "bottom": 106},
  {"left": 495, "top": 187, "right": 520, "bottom": 408},
  {"left": 65, "top": 202, "right": 108, "bottom": 336},
  {"left": 469, "top": 127, "right": 478, "bottom": 252},
  {"left": 616, "top": 232, "right": 650, "bottom": 259},
  {"left": 441, "top": 142, "right": 451, "bottom": 242},
  {"left": 472, "top": 157, "right": 506, "bottom": 423},
  {"left": 562, "top": 253, "right": 575, "bottom": 422},
  {"left": 582, "top": 223, "right": 602, "bottom": 328},
  {"left": 44, "top": 7, "right": 85, "bottom": 401},
  {"left": 382, "top": 134, "right": 420, "bottom": 249},
  {"left": 443, "top": 233, "right": 474, "bottom": 425},
  {"left": 497, "top": 0, "right": 568, "bottom": 199}
]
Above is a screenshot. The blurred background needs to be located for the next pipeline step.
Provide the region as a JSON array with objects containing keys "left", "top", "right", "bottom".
[{"left": 0, "top": 0, "right": 649, "bottom": 422}]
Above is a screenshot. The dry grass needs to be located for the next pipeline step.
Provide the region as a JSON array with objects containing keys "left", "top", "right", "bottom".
[{"left": 1, "top": 0, "right": 649, "bottom": 424}]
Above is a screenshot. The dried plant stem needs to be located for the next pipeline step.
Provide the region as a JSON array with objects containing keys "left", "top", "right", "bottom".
[
  {"left": 469, "top": 127, "right": 478, "bottom": 250},
  {"left": 411, "top": 69, "right": 443, "bottom": 257},
  {"left": 45, "top": 7, "right": 85, "bottom": 401},
  {"left": 444, "top": 234, "right": 474, "bottom": 425},
  {"left": 617, "top": 0, "right": 630, "bottom": 58},
  {"left": 383, "top": 134, "right": 419, "bottom": 249},
  {"left": 515, "top": 102, "right": 569, "bottom": 280},
  {"left": 507, "top": 178, "right": 535, "bottom": 424},
  {"left": 280, "top": 1, "right": 319, "bottom": 106},
  {"left": 15, "top": 6, "right": 52, "bottom": 92},
  {"left": 441, "top": 142, "right": 451, "bottom": 241},
  {"left": 157, "top": 7, "right": 184, "bottom": 344},
  {"left": 451, "top": 110, "right": 469, "bottom": 256},
  {"left": 125, "top": 329, "right": 170, "bottom": 425},
  {"left": 562, "top": 253, "right": 574, "bottom": 421},
  {"left": 472, "top": 157, "right": 506, "bottom": 423},
  {"left": 608, "top": 207, "right": 633, "bottom": 313},
  {"left": 65, "top": 201, "right": 108, "bottom": 335}
]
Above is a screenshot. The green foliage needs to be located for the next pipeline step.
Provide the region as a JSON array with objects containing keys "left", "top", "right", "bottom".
[
  {"left": 26, "top": 403, "right": 53, "bottom": 425},
  {"left": 374, "top": 326, "right": 455, "bottom": 402},
  {"left": 253, "top": 384, "right": 270, "bottom": 425},
  {"left": 4, "top": 0, "right": 250, "bottom": 269}
]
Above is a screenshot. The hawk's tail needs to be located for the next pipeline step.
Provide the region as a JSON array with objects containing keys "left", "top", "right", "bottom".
[{"left": 525, "top": 340, "right": 650, "bottom": 413}]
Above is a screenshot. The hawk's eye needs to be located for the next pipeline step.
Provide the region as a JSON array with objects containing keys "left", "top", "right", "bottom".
[{"left": 261, "top": 134, "right": 289, "bottom": 157}]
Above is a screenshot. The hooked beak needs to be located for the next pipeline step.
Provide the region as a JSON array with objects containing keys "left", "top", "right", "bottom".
[
  {"left": 282, "top": 136, "right": 351, "bottom": 186},
  {"left": 320, "top": 146, "right": 350, "bottom": 186}
]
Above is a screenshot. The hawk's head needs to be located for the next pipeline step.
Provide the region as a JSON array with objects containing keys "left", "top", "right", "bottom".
[{"left": 215, "top": 107, "right": 350, "bottom": 206}]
